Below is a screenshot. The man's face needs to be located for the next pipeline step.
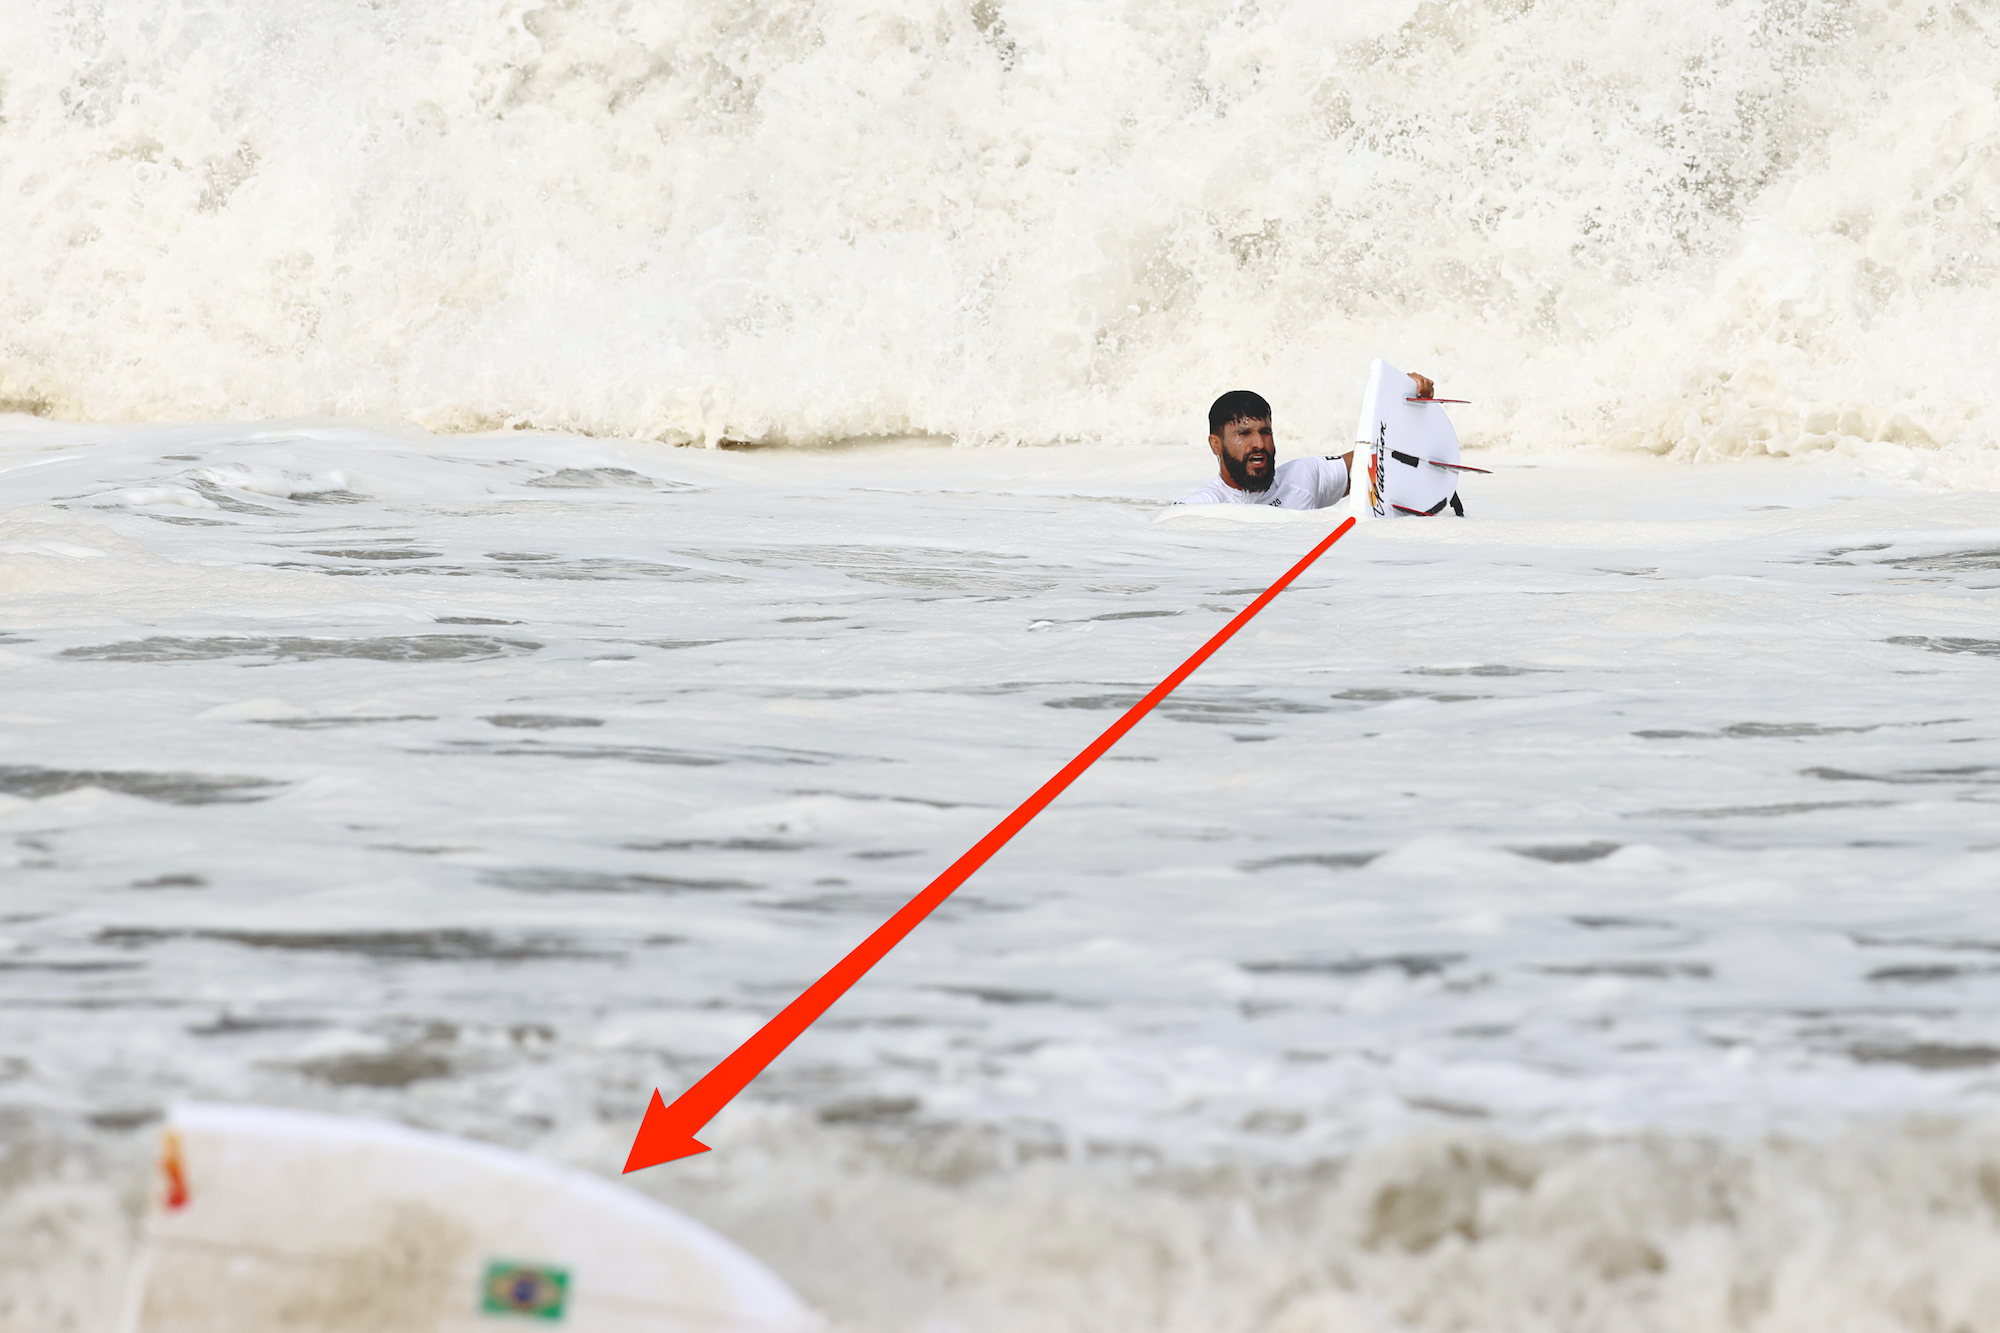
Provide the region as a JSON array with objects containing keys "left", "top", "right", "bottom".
[{"left": 1210, "top": 416, "right": 1275, "bottom": 492}]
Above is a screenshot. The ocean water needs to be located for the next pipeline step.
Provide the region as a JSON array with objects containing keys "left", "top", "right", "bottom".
[
  {"left": 6, "top": 422, "right": 2000, "bottom": 1330},
  {"left": 4, "top": 0, "right": 2000, "bottom": 1329}
]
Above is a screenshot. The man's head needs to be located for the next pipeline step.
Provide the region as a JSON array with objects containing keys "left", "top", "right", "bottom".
[{"left": 1208, "top": 390, "right": 1275, "bottom": 492}]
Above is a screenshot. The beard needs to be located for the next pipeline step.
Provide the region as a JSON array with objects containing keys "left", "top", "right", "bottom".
[{"left": 1223, "top": 449, "right": 1275, "bottom": 492}]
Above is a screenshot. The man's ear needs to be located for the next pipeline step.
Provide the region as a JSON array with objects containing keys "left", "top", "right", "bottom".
[{"left": 1208, "top": 433, "right": 1223, "bottom": 457}]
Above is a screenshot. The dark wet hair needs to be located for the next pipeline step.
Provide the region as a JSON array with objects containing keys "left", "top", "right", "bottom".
[{"left": 1209, "top": 390, "right": 1271, "bottom": 436}]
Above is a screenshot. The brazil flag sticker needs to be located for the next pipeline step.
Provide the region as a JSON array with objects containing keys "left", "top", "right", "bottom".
[{"left": 481, "top": 1261, "right": 570, "bottom": 1320}]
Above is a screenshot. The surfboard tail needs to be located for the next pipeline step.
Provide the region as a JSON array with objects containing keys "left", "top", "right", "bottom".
[{"left": 1357, "top": 357, "right": 1470, "bottom": 518}]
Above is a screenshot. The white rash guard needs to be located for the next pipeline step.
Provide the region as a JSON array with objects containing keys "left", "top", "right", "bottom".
[{"left": 1175, "top": 455, "right": 1350, "bottom": 509}]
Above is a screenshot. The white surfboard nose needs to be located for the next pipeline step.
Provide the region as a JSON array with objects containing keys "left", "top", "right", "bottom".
[{"left": 119, "top": 1103, "right": 817, "bottom": 1333}]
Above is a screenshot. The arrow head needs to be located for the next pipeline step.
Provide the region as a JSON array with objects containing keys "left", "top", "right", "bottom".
[{"left": 622, "top": 1089, "right": 713, "bottom": 1173}]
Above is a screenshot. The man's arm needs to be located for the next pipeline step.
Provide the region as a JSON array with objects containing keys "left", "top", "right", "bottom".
[{"left": 1312, "top": 451, "right": 1356, "bottom": 508}]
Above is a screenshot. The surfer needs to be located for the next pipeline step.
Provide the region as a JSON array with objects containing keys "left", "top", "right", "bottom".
[{"left": 1177, "top": 376, "right": 1434, "bottom": 508}]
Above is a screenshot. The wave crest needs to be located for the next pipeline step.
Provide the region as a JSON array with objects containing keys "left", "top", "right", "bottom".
[{"left": 3, "top": 0, "right": 1995, "bottom": 458}]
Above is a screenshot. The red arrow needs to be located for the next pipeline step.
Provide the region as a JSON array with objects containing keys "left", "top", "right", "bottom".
[{"left": 624, "top": 517, "right": 1358, "bottom": 1171}]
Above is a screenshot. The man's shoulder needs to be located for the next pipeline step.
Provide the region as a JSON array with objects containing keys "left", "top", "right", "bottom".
[
  {"left": 1175, "top": 478, "right": 1237, "bottom": 505},
  {"left": 1277, "top": 454, "right": 1344, "bottom": 477},
  {"left": 1272, "top": 454, "right": 1350, "bottom": 509}
]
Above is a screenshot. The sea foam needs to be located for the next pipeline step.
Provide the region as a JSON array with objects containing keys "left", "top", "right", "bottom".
[{"left": 3, "top": 0, "right": 1996, "bottom": 468}]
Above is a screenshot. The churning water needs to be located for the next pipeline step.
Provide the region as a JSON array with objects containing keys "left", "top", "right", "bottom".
[{"left": 5, "top": 0, "right": 1999, "bottom": 466}]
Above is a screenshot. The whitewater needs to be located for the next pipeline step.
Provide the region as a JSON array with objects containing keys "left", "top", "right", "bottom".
[{"left": 4, "top": 0, "right": 2000, "bottom": 1329}]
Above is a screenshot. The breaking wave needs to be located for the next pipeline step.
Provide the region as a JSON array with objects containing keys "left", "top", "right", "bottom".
[
  {"left": 15, "top": 1108, "right": 2000, "bottom": 1332},
  {"left": 3, "top": 0, "right": 1997, "bottom": 466}
]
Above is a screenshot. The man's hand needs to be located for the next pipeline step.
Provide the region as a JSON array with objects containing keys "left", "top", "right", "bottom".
[{"left": 1408, "top": 372, "right": 1434, "bottom": 399}]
